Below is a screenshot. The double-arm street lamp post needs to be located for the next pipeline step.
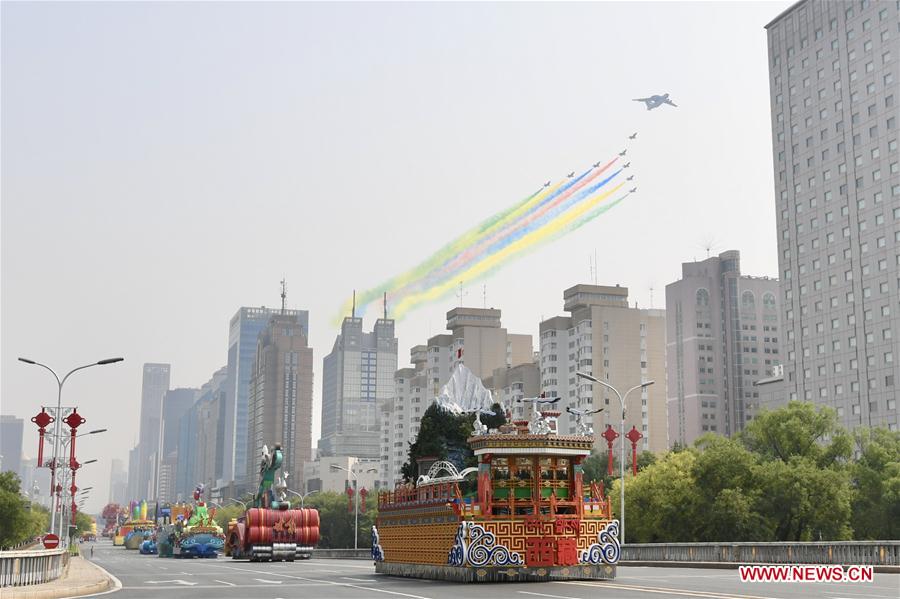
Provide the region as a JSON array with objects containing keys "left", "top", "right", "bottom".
[
  {"left": 575, "top": 371, "right": 654, "bottom": 545},
  {"left": 330, "top": 464, "right": 377, "bottom": 550},
  {"left": 18, "top": 357, "right": 123, "bottom": 537},
  {"left": 285, "top": 489, "right": 319, "bottom": 509}
]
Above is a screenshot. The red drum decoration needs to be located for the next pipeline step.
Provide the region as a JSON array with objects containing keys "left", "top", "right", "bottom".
[{"left": 244, "top": 508, "right": 320, "bottom": 546}]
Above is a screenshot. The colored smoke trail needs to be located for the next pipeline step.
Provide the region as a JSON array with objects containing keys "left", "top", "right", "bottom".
[{"left": 334, "top": 154, "right": 637, "bottom": 323}]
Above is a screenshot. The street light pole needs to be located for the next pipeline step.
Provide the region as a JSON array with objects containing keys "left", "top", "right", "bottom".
[
  {"left": 576, "top": 371, "right": 654, "bottom": 545},
  {"left": 18, "top": 357, "right": 123, "bottom": 537},
  {"left": 285, "top": 489, "right": 318, "bottom": 509},
  {"left": 330, "top": 465, "right": 377, "bottom": 550}
]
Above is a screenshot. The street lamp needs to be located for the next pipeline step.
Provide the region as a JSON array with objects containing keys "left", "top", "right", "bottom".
[
  {"left": 225, "top": 498, "right": 248, "bottom": 510},
  {"left": 575, "top": 371, "right": 654, "bottom": 545},
  {"left": 285, "top": 489, "right": 318, "bottom": 509},
  {"left": 18, "top": 356, "right": 123, "bottom": 536},
  {"left": 330, "top": 464, "right": 377, "bottom": 550}
]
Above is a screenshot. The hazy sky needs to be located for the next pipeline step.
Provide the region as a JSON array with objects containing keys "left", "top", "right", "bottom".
[{"left": 2, "top": 1, "right": 791, "bottom": 512}]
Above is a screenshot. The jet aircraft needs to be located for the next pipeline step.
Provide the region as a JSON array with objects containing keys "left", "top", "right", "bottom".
[
  {"left": 629, "top": 132, "right": 638, "bottom": 139},
  {"left": 618, "top": 149, "right": 627, "bottom": 156},
  {"left": 633, "top": 93, "right": 677, "bottom": 110},
  {"left": 623, "top": 162, "right": 631, "bottom": 168},
  {"left": 626, "top": 175, "right": 634, "bottom": 181}
]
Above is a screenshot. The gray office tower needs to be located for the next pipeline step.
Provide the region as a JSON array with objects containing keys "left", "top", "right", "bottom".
[
  {"left": 224, "top": 307, "right": 309, "bottom": 486},
  {"left": 133, "top": 363, "right": 170, "bottom": 500},
  {"left": 766, "top": 1, "right": 899, "bottom": 431},
  {"left": 319, "top": 316, "right": 398, "bottom": 459},
  {"left": 1, "top": 415, "right": 24, "bottom": 476},
  {"left": 665, "top": 251, "right": 781, "bottom": 447}
]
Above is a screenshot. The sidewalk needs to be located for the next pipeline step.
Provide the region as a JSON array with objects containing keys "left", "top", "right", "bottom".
[{"left": 4, "top": 556, "right": 117, "bottom": 599}]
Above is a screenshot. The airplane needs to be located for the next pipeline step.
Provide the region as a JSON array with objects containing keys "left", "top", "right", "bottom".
[
  {"left": 567, "top": 171, "right": 575, "bottom": 177},
  {"left": 630, "top": 187, "right": 637, "bottom": 193},
  {"left": 629, "top": 132, "right": 638, "bottom": 139},
  {"left": 618, "top": 149, "right": 627, "bottom": 156},
  {"left": 623, "top": 162, "right": 631, "bottom": 168},
  {"left": 626, "top": 175, "right": 634, "bottom": 181},
  {"left": 633, "top": 93, "right": 677, "bottom": 110},
  {"left": 592, "top": 161, "right": 601, "bottom": 168},
  {"left": 566, "top": 406, "right": 603, "bottom": 417},
  {"left": 543, "top": 180, "right": 551, "bottom": 187}
]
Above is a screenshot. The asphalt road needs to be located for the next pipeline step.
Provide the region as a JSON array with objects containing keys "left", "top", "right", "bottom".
[{"left": 83, "top": 540, "right": 899, "bottom": 599}]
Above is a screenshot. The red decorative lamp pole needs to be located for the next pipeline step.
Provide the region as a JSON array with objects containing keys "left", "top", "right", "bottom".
[
  {"left": 601, "top": 424, "right": 619, "bottom": 476},
  {"left": 31, "top": 408, "right": 54, "bottom": 469},
  {"left": 625, "top": 426, "right": 643, "bottom": 476}
]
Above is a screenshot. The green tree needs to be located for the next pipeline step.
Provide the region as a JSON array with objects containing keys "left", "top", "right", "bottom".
[
  {"left": 306, "top": 491, "right": 377, "bottom": 549},
  {"left": 755, "top": 456, "right": 852, "bottom": 541},
  {"left": 0, "top": 472, "right": 39, "bottom": 548},
  {"left": 850, "top": 427, "right": 900, "bottom": 539},
  {"left": 611, "top": 449, "right": 698, "bottom": 543},
  {"left": 741, "top": 401, "right": 852, "bottom": 467},
  {"left": 212, "top": 504, "right": 245, "bottom": 530},
  {"left": 400, "top": 404, "right": 475, "bottom": 481}
]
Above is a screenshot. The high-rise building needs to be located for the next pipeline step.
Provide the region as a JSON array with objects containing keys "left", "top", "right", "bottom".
[
  {"left": 665, "top": 251, "right": 781, "bottom": 447},
  {"left": 108, "top": 458, "right": 128, "bottom": 506},
  {"left": 134, "top": 363, "right": 170, "bottom": 500},
  {"left": 19, "top": 457, "right": 50, "bottom": 508},
  {"left": 380, "top": 346, "right": 428, "bottom": 488},
  {"left": 0, "top": 415, "right": 24, "bottom": 476},
  {"left": 319, "top": 316, "right": 397, "bottom": 459},
  {"left": 127, "top": 445, "right": 140, "bottom": 501},
  {"left": 539, "top": 284, "right": 667, "bottom": 452},
  {"left": 484, "top": 360, "right": 542, "bottom": 422},
  {"left": 224, "top": 307, "right": 309, "bottom": 486},
  {"left": 155, "top": 388, "right": 197, "bottom": 503},
  {"left": 177, "top": 367, "right": 227, "bottom": 501},
  {"left": 766, "top": 0, "right": 899, "bottom": 431},
  {"left": 246, "top": 313, "right": 314, "bottom": 486}
]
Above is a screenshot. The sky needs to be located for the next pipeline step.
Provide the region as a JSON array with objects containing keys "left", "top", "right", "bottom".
[{"left": 1, "top": 1, "right": 792, "bottom": 513}]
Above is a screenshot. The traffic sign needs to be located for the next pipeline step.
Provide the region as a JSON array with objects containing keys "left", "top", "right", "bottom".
[{"left": 43, "top": 533, "right": 59, "bottom": 549}]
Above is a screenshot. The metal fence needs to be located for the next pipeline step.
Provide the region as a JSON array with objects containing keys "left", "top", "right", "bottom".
[
  {"left": 0, "top": 548, "right": 68, "bottom": 587},
  {"left": 622, "top": 541, "right": 900, "bottom": 566}
]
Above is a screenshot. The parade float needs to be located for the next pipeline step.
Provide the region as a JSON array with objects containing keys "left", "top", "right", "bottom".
[
  {"left": 122, "top": 500, "right": 156, "bottom": 550},
  {"left": 374, "top": 364, "right": 619, "bottom": 583},
  {"left": 166, "top": 485, "right": 225, "bottom": 558},
  {"left": 225, "top": 443, "right": 320, "bottom": 561}
]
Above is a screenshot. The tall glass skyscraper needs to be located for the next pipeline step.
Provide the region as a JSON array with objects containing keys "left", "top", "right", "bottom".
[{"left": 223, "top": 307, "right": 308, "bottom": 486}]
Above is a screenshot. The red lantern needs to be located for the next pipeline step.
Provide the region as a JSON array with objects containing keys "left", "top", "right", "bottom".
[
  {"left": 625, "top": 426, "right": 644, "bottom": 476},
  {"left": 346, "top": 487, "right": 354, "bottom": 513},
  {"left": 601, "top": 425, "right": 619, "bottom": 476},
  {"left": 359, "top": 488, "right": 368, "bottom": 512}
]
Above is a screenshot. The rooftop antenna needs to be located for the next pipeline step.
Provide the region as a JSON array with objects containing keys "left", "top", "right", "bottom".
[
  {"left": 594, "top": 249, "right": 598, "bottom": 284},
  {"left": 383, "top": 292, "right": 388, "bottom": 320},
  {"left": 455, "top": 281, "right": 467, "bottom": 307},
  {"left": 482, "top": 285, "right": 487, "bottom": 309},
  {"left": 352, "top": 290, "right": 356, "bottom": 319},
  {"left": 700, "top": 238, "right": 716, "bottom": 259},
  {"left": 280, "top": 278, "right": 287, "bottom": 314},
  {"left": 649, "top": 285, "right": 654, "bottom": 309}
]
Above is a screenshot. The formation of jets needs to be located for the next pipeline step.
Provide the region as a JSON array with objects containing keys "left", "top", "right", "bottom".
[{"left": 633, "top": 93, "right": 677, "bottom": 111}]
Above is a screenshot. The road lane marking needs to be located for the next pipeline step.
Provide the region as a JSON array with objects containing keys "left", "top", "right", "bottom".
[
  {"left": 519, "top": 591, "right": 583, "bottom": 599},
  {"left": 254, "top": 578, "right": 283, "bottom": 584},
  {"left": 556, "top": 581, "right": 782, "bottom": 599},
  {"left": 342, "top": 577, "right": 377, "bottom": 582},
  {"left": 146, "top": 579, "right": 197, "bottom": 586},
  {"left": 201, "top": 563, "right": 433, "bottom": 599},
  {"left": 214, "top": 579, "right": 236, "bottom": 586}
]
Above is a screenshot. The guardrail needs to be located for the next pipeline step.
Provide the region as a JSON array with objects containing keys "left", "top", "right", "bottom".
[
  {"left": 622, "top": 541, "right": 900, "bottom": 567},
  {"left": 0, "top": 548, "right": 68, "bottom": 587}
]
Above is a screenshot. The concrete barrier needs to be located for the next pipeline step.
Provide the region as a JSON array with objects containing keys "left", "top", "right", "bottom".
[{"left": 313, "top": 548, "right": 372, "bottom": 559}]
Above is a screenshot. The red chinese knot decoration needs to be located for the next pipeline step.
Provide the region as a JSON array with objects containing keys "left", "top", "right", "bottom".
[
  {"left": 31, "top": 409, "right": 53, "bottom": 468},
  {"left": 601, "top": 424, "right": 619, "bottom": 476},
  {"left": 359, "top": 487, "right": 368, "bottom": 512},
  {"left": 346, "top": 487, "right": 354, "bottom": 513},
  {"left": 625, "top": 425, "right": 644, "bottom": 476}
]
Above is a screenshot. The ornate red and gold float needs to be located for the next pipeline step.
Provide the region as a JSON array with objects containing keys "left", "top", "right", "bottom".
[{"left": 374, "top": 402, "right": 619, "bottom": 582}]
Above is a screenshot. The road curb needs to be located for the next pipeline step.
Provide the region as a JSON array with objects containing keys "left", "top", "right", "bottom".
[{"left": 3, "top": 557, "right": 119, "bottom": 599}]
